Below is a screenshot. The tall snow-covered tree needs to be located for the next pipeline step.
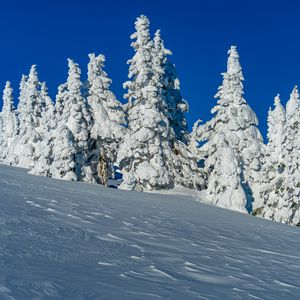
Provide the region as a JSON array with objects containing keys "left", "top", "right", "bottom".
[
  {"left": 0, "top": 81, "right": 19, "bottom": 165},
  {"left": 118, "top": 15, "right": 205, "bottom": 191},
  {"left": 192, "top": 46, "right": 263, "bottom": 212},
  {"left": 152, "top": 29, "right": 205, "bottom": 190},
  {"left": 118, "top": 15, "right": 174, "bottom": 191},
  {"left": 86, "top": 53, "right": 126, "bottom": 182},
  {"left": 153, "top": 30, "right": 189, "bottom": 144}
]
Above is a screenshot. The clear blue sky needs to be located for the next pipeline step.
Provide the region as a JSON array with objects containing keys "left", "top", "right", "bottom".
[{"left": 0, "top": 0, "right": 299, "bottom": 139}]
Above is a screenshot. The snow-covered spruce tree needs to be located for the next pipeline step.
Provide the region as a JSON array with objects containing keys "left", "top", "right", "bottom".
[
  {"left": 15, "top": 65, "right": 45, "bottom": 168},
  {"left": 29, "top": 82, "right": 56, "bottom": 177},
  {"left": 40, "top": 82, "right": 56, "bottom": 132},
  {"left": 50, "top": 125, "right": 77, "bottom": 181},
  {"left": 252, "top": 95, "right": 286, "bottom": 218},
  {"left": 118, "top": 16, "right": 205, "bottom": 191},
  {"left": 86, "top": 53, "right": 126, "bottom": 183},
  {"left": 87, "top": 53, "right": 125, "bottom": 125},
  {"left": 260, "top": 87, "right": 300, "bottom": 225},
  {"left": 283, "top": 86, "right": 300, "bottom": 225},
  {"left": 117, "top": 15, "right": 174, "bottom": 191},
  {"left": 54, "top": 83, "right": 68, "bottom": 124},
  {"left": 0, "top": 81, "right": 19, "bottom": 165},
  {"left": 265, "top": 95, "right": 286, "bottom": 171},
  {"left": 8, "top": 75, "right": 27, "bottom": 165},
  {"left": 0, "top": 117, "right": 4, "bottom": 163},
  {"left": 17, "top": 74, "right": 28, "bottom": 119},
  {"left": 152, "top": 29, "right": 205, "bottom": 189},
  {"left": 205, "top": 134, "right": 247, "bottom": 212},
  {"left": 255, "top": 95, "right": 286, "bottom": 216},
  {"left": 192, "top": 46, "right": 263, "bottom": 212},
  {"left": 153, "top": 30, "right": 189, "bottom": 144},
  {"left": 54, "top": 58, "right": 94, "bottom": 182}
]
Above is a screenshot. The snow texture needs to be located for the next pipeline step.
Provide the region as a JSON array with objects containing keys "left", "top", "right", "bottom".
[{"left": 0, "top": 165, "right": 300, "bottom": 299}]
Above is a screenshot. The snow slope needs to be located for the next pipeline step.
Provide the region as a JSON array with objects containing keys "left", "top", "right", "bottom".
[{"left": 0, "top": 166, "right": 300, "bottom": 299}]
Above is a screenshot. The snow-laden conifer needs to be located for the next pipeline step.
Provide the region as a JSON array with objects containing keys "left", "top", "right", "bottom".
[
  {"left": 29, "top": 82, "right": 56, "bottom": 177},
  {"left": 50, "top": 125, "right": 77, "bottom": 181},
  {"left": 192, "top": 46, "right": 263, "bottom": 212},
  {"left": 118, "top": 15, "right": 173, "bottom": 191},
  {"left": 55, "top": 83, "right": 68, "bottom": 124},
  {"left": 205, "top": 134, "right": 247, "bottom": 212},
  {"left": 0, "top": 82, "right": 19, "bottom": 164},
  {"left": 40, "top": 82, "right": 56, "bottom": 132},
  {"left": 87, "top": 53, "right": 126, "bottom": 182},
  {"left": 152, "top": 29, "right": 205, "bottom": 190},
  {"left": 17, "top": 75, "right": 28, "bottom": 118},
  {"left": 55, "top": 59, "right": 94, "bottom": 182},
  {"left": 153, "top": 30, "right": 189, "bottom": 144},
  {"left": 261, "top": 87, "right": 300, "bottom": 225},
  {"left": 15, "top": 65, "right": 45, "bottom": 168},
  {"left": 87, "top": 53, "right": 125, "bottom": 125},
  {"left": 255, "top": 95, "right": 286, "bottom": 217}
]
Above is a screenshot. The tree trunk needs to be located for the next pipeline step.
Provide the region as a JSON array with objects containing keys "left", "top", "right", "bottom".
[{"left": 97, "top": 148, "right": 108, "bottom": 186}]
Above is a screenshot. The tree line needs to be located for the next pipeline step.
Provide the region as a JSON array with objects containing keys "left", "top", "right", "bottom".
[{"left": 0, "top": 15, "right": 298, "bottom": 226}]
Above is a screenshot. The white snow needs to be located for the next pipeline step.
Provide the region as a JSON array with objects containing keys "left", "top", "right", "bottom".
[{"left": 0, "top": 165, "right": 300, "bottom": 299}]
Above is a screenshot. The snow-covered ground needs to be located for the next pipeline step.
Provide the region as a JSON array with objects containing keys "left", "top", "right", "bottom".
[{"left": 0, "top": 165, "right": 300, "bottom": 299}]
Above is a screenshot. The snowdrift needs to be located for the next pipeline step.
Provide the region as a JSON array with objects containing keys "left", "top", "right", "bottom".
[{"left": 0, "top": 165, "right": 299, "bottom": 299}]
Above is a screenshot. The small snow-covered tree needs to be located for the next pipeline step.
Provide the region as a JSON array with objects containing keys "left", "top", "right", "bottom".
[
  {"left": 50, "top": 125, "right": 77, "bottom": 181},
  {"left": 87, "top": 53, "right": 126, "bottom": 182},
  {"left": 265, "top": 95, "right": 286, "bottom": 170},
  {"left": 0, "top": 117, "right": 4, "bottom": 163},
  {"left": 17, "top": 75, "right": 28, "bottom": 119},
  {"left": 192, "top": 46, "right": 263, "bottom": 212},
  {"left": 255, "top": 95, "right": 286, "bottom": 217},
  {"left": 55, "top": 83, "right": 68, "bottom": 124},
  {"left": 40, "top": 82, "right": 56, "bottom": 132},
  {"left": 0, "top": 81, "right": 19, "bottom": 165},
  {"left": 205, "top": 134, "right": 247, "bottom": 213},
  {"left": 55, "top": 59, "right": 94, "bottom": 182},
  {"left": 16, "top": 65, "right": 45, "bottom": 168},
  {"left": 87, "top": 53, "right": 125, "bottom": 125},
  {"left": 261, "top": 87, "right": 300, "bottom": 225},
  {"left": 29, "top": 82, "right": 56, "bottom": 177}
]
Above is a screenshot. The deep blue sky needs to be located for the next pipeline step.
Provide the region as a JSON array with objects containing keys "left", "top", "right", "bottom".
[{"left": 0, "top": 0, "right": 299, "bottom": 139}]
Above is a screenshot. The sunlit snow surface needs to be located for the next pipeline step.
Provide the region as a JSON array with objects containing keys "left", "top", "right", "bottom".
[{"left": 0, "top": 165, "right": 300, "bottom": 299}]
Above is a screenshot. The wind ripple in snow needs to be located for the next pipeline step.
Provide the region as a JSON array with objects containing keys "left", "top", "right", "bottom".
[{"left": 0, "top": 166, "right": 300, "bottom": 299}]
